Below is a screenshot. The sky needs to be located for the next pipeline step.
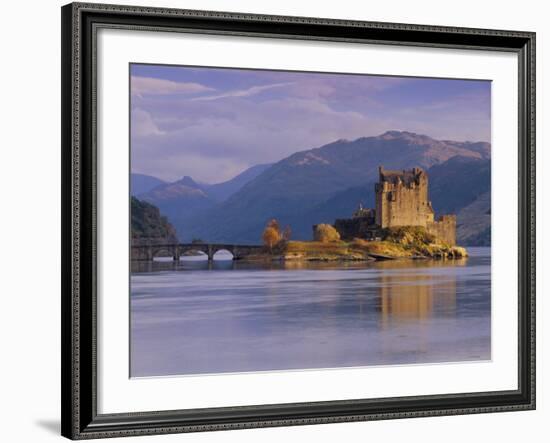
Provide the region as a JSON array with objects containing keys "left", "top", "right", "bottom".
[{"left": 130, "top": 64, "right": 491, "bottom": 183}]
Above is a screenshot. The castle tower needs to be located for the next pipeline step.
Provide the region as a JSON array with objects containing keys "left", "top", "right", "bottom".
[{"left": 375, "top": 166, "right": 435, "bottom": 228}]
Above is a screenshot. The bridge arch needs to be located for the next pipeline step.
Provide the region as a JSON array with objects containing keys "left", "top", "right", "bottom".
[
  {"left": 179, "top": 249, "right": 208, "bottom": 261},
  {"left": 151, "top": 246, "right": 179, "bottom": 261},
  {"left": 177, "top": 244, "right": 208, "bottom": 260},
  {"left": 212, "top": 248, "right": 234, "bottom": 261}
]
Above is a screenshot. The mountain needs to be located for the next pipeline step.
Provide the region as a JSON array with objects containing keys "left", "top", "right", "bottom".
[
  {"left": 177, "top": 131, "right": 490, "bottom": 243},
  {"left": 441, "top": 140, "right": 491, "bottom": 159},
  {"left": 287, "top": 185, "right": 375, "bottom": 240},
  {"left": 130, "top": 173, "right": 166, "bottom": 196},
  {"left": 202, "top": 163, "right": 272, "bottom": 202},
  {"left": 427, "top": 155, "right": 491, "bottom": 215},
  {"left": 136, "top": 164, "right": 273, "bottom": 239},
  {"left": 131, "top": 197, "right": 178, "bottom": 244},
  {"left": 138, "top": 176, "right": 215, "bottom": 236},
  {"left": 456, "top": 191, "right": 491, "bottom": 246},
  {"left": 427, "top": 156, "right": 490, "bottom": 245}
]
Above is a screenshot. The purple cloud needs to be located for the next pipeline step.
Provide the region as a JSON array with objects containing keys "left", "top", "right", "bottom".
[
  {"left": 190, "top": 82, "right": 294, "bottom": 102},
  {"left": 131, "top": 76, "right": 214, "bottom": 98},
  {"left": 130, "top": 65, "right": 491, "bottom": 183}
]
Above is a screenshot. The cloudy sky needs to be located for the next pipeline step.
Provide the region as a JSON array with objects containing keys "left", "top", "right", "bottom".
[{"left": 130, "top": 64, "right": 491, "bottom": 183}]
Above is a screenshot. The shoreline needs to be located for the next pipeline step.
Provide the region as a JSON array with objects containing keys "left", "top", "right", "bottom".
[{"left": 239, "top": 240, "right": 469, "bottom": 263}]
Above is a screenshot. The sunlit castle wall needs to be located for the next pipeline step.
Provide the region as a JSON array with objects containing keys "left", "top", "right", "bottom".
[
  {"left": 375, "top": 166, "right": 435, "bottom": 228},
  {"left": 427, "top": 215, "right": 457, "bottom": 246}
]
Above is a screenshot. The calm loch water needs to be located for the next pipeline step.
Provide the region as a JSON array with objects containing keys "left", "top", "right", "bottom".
[{"left": 130, "top": 247, "right": 491, "bottom": 377}]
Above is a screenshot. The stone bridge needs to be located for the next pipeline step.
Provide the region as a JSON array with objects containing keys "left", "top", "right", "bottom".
[{"left": 131, "top": 243, "right": 265, "bottom": 261}]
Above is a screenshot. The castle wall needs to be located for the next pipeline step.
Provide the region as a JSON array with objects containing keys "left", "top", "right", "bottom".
[
  {"left": 375, "top": 175, "right": 434, "bottom": 228},
  {"left": 426, "top": 215, "right": 456, "bottom": 246},
  {"left": 333, "top": 217, "right": 379, "bottom": 241}
]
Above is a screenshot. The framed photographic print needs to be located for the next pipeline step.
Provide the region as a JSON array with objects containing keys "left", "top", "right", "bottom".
[{"left": 61, "top": 2, "right": 536, "bottom": 439}]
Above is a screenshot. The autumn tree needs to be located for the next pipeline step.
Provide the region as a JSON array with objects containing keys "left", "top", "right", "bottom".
[
  {"left": 266, "top": 219, "right": 280, "bottom": 233},
  {"left": 262, "top": 226, "right": 281, "bottom": 253},
  {"left": 261, "top": 219, "right": 291, "bottom": 253},
  {"left": 314, "top": 224, "right": 341, "bottom": 243}
]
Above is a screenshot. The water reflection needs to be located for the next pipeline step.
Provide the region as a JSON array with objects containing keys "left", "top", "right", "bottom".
[
  {"left": 132, "top": 255, "right": 467, "bottom": 273},
  {"left": 377, "top": 264, "right": 462, "bottom": 325},
  {"left": 130, "top": 248, "right": 490, "bottom": 376}
]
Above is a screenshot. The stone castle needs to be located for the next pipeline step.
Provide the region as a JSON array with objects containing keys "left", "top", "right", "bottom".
[{"left": 330, "top": 166, "right": 456, "bottom": 245}]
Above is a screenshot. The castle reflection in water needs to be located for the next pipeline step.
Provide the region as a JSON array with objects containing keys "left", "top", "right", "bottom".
[
  {"left": 375, "top": 259, "right": 466, "bottom": 325},
  {"left": 132, "top": 257, "right": 467, "bottom": 326}
]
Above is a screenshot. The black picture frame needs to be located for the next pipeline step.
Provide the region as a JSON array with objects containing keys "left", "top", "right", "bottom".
[{"left": 61, "top": 2, "right": 536, "bottom": 439}]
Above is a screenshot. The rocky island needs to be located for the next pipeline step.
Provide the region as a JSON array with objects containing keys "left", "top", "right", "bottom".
[
  {"left": 281, "top": 226, "right": 467, "bottom": 262},
  {"left": 256, "top": 166, "right": 467, "bottom": 262}
]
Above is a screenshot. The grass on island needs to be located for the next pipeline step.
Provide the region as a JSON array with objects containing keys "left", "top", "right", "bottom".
[
  {"left": 285, "top": 239, "right": 413, "bottom": 260},
  {"left": 286, "top": 240, "right": 365, "bottom": 260},
  {"left": 283, "top": 226, "right": 467, "bottom": 261}
]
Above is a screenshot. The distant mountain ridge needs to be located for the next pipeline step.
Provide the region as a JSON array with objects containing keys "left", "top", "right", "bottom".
[
  {"left": 132, "top": 163, "right": 272, "bottom": 236},
  {"left": 169, "top": 131, "right": 491, "bottom": 245},
  {"left": 130, "top": 173, "right": 166, "bottom": 196},
  {"left": 428, "top": 155, "right": 491, "bottom": 215},
  {"left": 202, "top": 163, "right": 272, "bottom": 202},
  {"left": 456, "top": 191, "right": 491, "bottom": 246},
  {"left": 138, "top": 175, "right": 215, "bottom": 232}
]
